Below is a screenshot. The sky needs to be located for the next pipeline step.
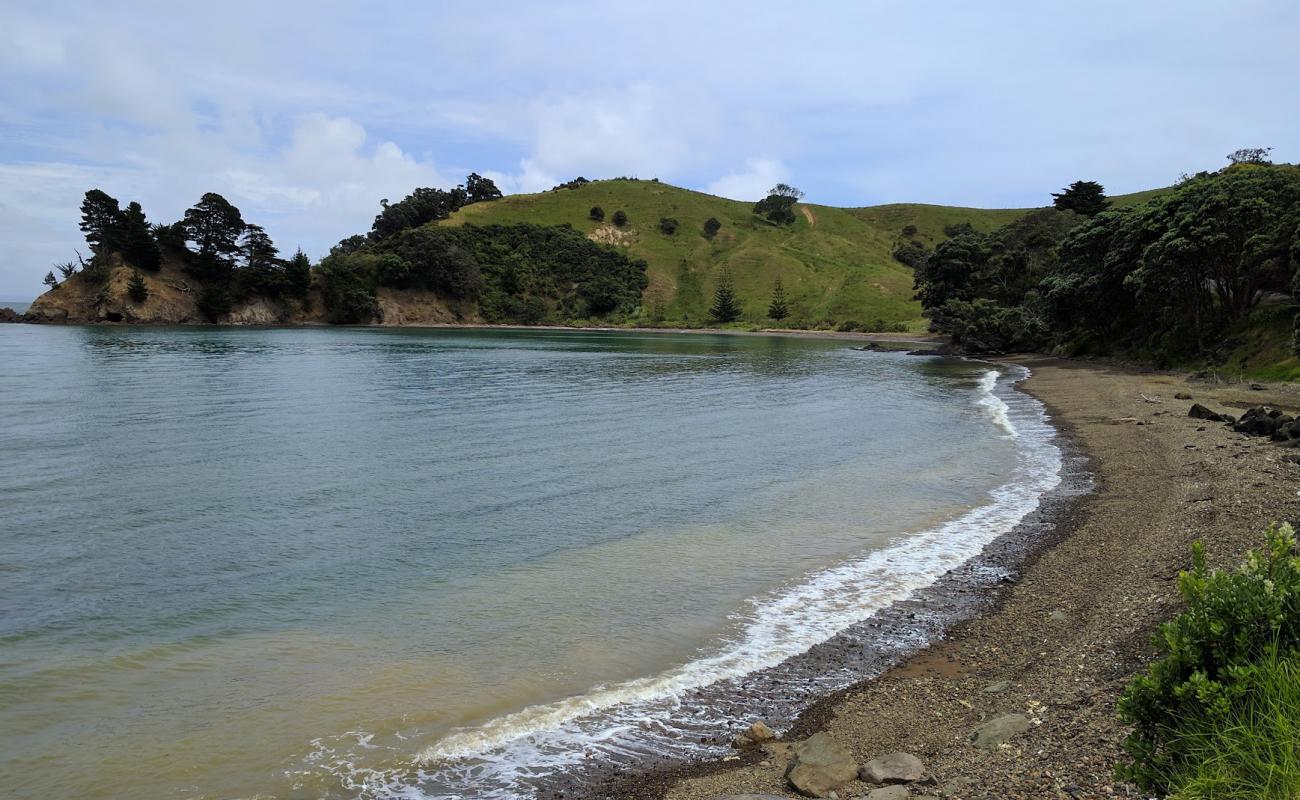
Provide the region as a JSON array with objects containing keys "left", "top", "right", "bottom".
[{"left": 2, "top": 1, "right": 1298, "bottom": 299}]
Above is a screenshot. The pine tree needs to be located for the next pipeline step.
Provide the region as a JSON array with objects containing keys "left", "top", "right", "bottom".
[
  {"left": 286, "top": 248, "right": 312, "bottom": 299},
  {"left": 183, "top": 192, "right": 246, "bottom": 266},
  {"left": 79, "top": 189, "right": 123, "bottom": 254},
  {"left": 43, "top": 271, "right": 59, "bottom": 290},
  {"left": 767, "top": 276, "right": 789, "bottom": 320},
  {"left": 127, "top": 269, "right": 149, "bottom": 303},
  {"left": 709, "top": 267, "right": 741, "bottom": 323},
  {"left": 1051, "top": 181, "right": 1110, "bottom": 216},
  {"left": 120, "top": 202, "right": 162, "bottom": 271}
]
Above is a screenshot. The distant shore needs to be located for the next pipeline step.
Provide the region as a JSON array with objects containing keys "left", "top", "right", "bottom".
[
  {"left": 6, "top": 312, "right": 948, "bottom": 349},
  {"left": 591, "top": 358, "right": 1300, "bottom": 800}
]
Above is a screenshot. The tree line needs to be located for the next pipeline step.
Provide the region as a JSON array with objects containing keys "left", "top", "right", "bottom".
[
  {"left": 48, "top": 188, "right": 313, "bottom": 320},
  {"left": 909, "top": 152, "right": 1300, "bottom": 364}
]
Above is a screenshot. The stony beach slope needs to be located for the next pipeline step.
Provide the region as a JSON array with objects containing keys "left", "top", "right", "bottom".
[{"left": 636, "top": 359, "right": 1300, "bottom": 800}]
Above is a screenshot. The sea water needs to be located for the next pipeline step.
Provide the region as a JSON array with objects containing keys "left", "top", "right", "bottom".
[{"left": 0, "top": 326, "right": 1059, "bottom": 799}]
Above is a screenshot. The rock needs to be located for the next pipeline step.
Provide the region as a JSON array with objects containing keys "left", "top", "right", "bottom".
[
  {"left": 860, "top": 751, "right": 925, "bottom": 784},
  {"left": 982, "top": 679, "right": 1012, "bottom": 694},
  {"left": 0, "top": 307, "right": 23, "bottom": 323},
  {"left": 1235, "top": 407, "right": 1279, "bottom": 437},
  {"left": 710, "top": 796, "right": 789, "bottom": 800},
  {"left": 1049, "top": 609, "right": 1069, "bottom": 622},
  {"left": 970, "top": 713, "right": 1031, "bottom": 749},
  {"left": 734, "top": 720, "right": 777, "bottom": 747},
  {"left": 1174, "top": 391, "right": 1193, "bottom": 400},
  {"left": 865, "top": 787, "right": 910, "bottom": 800},
  {"left": 1272, "top": 418, "right": 1300, "bottom": 441},
  {"left": 1188, "top": 403, "right": 1225, "bottom": 422},
  {"left": 1251, "top": 382, "right": 1267, "bottom": 390},
  {"left": 785, "top": 732, "right": 859, "bottom": 798},
  {"left": 940, "top": 777, "right": 974, "bottom": 798}
]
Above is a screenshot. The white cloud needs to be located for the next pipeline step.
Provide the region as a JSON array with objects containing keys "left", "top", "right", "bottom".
[
  {"left": 705, "top": 159, "right": 791, "bottom": 202},
  {"left": 2, "top": 1, "right": 1300, "bottom": 296}
]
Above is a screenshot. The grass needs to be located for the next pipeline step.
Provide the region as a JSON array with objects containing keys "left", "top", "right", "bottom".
[
  {"left": 1168, "top": 648, "right": 1300, "bottom": 800},
  {"left": 443, "top": 178, "right": 1174, "bottom": 330},
  {"left": 445, "top": 179, "right": 1052, "bottom": 329}
]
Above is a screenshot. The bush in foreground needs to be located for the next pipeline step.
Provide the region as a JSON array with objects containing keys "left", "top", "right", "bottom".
[{"left": 1118, "top": 523, "right": 1300, "bottom": 795}]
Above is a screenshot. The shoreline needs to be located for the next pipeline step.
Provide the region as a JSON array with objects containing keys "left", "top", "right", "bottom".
[
  {"left": 583, "top": 357, "right": 1300, "bottom": 799},
  {"left": 560, "top": 357, "right": 1089, "bottom": 800},
  {"left": 8, "top": 316, "right": 946, "bottom": 348}
]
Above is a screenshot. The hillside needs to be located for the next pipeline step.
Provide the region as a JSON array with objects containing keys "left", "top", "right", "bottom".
[
  {"left": 446, "top": 180, "right": 1169, "bottom": 330},
  {"left": 20, "top": 179, "right": 1174, "bottom": 333},
  {"left": 449, "top": 181, "right": 946, "bottom": 330}
]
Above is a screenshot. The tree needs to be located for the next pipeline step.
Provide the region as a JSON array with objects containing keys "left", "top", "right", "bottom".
[
  {"left": 120, "top": 202, "right": 161, "bottom": 271},
  {"left": 465, "top": 173, "right": 503, "bottom": 203},
  {"left": 235, "top": 224, "right": 286, "bottom": 297},
  {"left": 285, "top": 248, "right": 312, "bottom": 298},
  {"left": 127, "top": 269, "right": 149, "bottom": 303},
  {"left": 79, "top": 189, "right": 123, "bottom": 254},
  {"left": 182, "top": 193, "right": 246, "bottom": 266},
  {"left": 754, "top": 184, "right": 803, "bottom": 226},
  {"left": 589, "top": 206, "right": 605, "bottom": 222},
  {"left": 767, "top": 276, "right": 789, "bottom": 320},
  {"left": 709, "top": 267, "right": 741, "bottom": 323},
  {"left": 1228, "top": 147, "right": 1273, "bottom": 166},
  {"left": 659, "top": 217, "right": 679, "bottom": 235},
  {"left": 370, "top": 187, "right": 466, "bottom": 239},
  {"left": 43, "top": 271, "right": 58, "bottom": 290},
  {"left": 612, "top": 209, "right": 628, "bottom": 226},
  {"left": 151, "top": 221, "right": 188, "bottom": 252},
  {"left": 240, "top": 224, "right": 279, "bottom": 270},
  {"left": 1051, "top": 181, "right": 1110, "bottom": 216},
  {"left": 56, "top": 257, "right": 79, "bottom": 280},
  {"left": 703, "top": 217, "right": 721, "bottom": 238}
]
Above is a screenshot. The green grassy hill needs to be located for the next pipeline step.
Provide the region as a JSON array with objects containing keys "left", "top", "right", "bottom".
[{"left": 445, "top": 179, "right": 1168, "bottom": 330}]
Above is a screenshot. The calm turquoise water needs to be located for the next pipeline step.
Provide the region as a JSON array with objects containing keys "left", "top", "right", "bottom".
[{"left": 0, "top": 326, "right": 1056, "bottom": 799}]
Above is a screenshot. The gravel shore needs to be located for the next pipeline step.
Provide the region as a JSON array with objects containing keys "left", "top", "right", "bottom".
[{"left": 603, "top": 358, "right": 1300, "bottom": 800}]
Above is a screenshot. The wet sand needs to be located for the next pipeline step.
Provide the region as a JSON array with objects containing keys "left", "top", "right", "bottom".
[{"left": 592, "top": 358, "right": 1300, "bottom": 800}]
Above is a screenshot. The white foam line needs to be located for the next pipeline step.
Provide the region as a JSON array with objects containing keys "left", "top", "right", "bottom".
[{"left": 349, "top": 365, "right": 1061, "bottom": 798}]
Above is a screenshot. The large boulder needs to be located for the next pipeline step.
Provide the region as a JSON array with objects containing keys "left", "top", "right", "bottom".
[
  {"left": 970, "top": 713, "right": 1031, "bottom": 749},
  {"left": 860, "top": 752, "right": 925, "bottom": 784},
  {"left": 785, "top": 732, "right": 859, "bottom": 798},
  {"left": 0, "top": 307, "right": 22, "bottom": 323},
  {"left": 1234, "top": 407, "right": 1279, "bottom": 437}
]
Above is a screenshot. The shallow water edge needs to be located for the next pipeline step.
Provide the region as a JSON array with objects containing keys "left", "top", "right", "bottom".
[{"left": 574, "top": 359, "right": 1094, "bottom": 800}]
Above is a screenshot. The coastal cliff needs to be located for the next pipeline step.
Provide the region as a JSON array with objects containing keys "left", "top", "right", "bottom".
[{"left": 23, "top": 256, "right": 475, "bottom": 327}]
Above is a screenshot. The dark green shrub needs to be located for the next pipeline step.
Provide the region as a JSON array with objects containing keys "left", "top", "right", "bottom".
[
  {"left": 659, "top": 217, "right": 679, "bottom": 235},
  {"left": 891, "top": 239, "right": 929, "bottom": 268},
  {"left": 127, "top": 269, "right": 149, "bottom": 303},
  {"left": 703, "top": 217, "right": 722, "bottom": 238},
  {"left": 612, "top": 210, "right": 628, "bottom": 227},
  {"left": 1118, "top": 524, "right": 1300, "bottom": 792},
  {"left": 836, "top": 320, "right": 861, "bottom": 332},
  {"left": 196, "top": 284, "right": 233, "bottom": 322},
  {"left": 901, "top": 224, "right": 918, "bottom": 237},
  {"left": 589, "top": 206, "right": 605, "bottom": 222}
]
